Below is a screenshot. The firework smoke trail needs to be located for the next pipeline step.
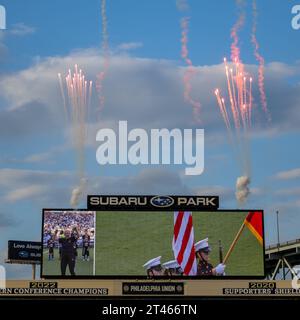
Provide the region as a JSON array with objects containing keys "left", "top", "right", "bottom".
[
  {"left": 236, "top": 175, "right": 250, "bottom": 204},
  {"left": 230, "top": 0, "right": 245, "bottom": 75},
  {"left": 214, "top": 0, "right": 257, "bottom": 205},
  {"left": 249, "top": 77, "right": 252, "bottom": 127},
  {"left": 230, "top": 0, "right": 248, "bottom": 129},
  {"left": 70, "top": 178, "right": 88, "bottom": 208},
  {"left": 214, "top": 58, "right": 253, "bottom": 204},
  {"left": 215, "top": 59, "right": 254, "bottom": 132},
  {"left": 224, "top": 58, "right": 240, "bottom": 130},
  {"left": 65, "top": 64, "right": 92, "bottom": 175},
  {"left": 215, "top": 89, "right": 231, "bottom": 133},
  {"left": 180, "top": 17, "right": 201, "bottom": 122},
  {"left": 96, "top": 0, "right": 110, "bottom": 112},
  {"left": 58, "top": 65, "right": 92, "bottom": 207},
  {"left": 230, "top": 67, "right": 240, "bottom": 125},
  {"left": 251, "top": 0, "right": 270, "bottom": 121},
  {"left": 58, "top": 73, "right": 68, "bottom": 120}
]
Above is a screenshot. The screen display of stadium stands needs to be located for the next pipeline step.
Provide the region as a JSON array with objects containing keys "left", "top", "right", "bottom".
[{"left": 41, "top": 209, "right": 265, "bottom": 279}]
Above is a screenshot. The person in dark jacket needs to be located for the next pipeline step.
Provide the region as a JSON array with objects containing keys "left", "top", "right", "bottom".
[
  {"left": 58, "top": 230, "right": 64, "bottom": 260},
  {"left": 82, "top": 229, "right": 90, "bottom": 261},
  {"left": 71, "top": 226, "right": 79, "bottom": 260},
  {"left": 47, "top": 236, "right": 55, "bottom": 261},
  {"left": 59, "top": 229, "right": 77, "bottom": 276}
]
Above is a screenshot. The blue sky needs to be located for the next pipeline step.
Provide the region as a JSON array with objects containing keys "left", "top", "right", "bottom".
[
  {"left": 2, "top": 0, "right": 300, "bottom": 69},
  {"left": 0, "top": 0, "right": 300, "bottom": 278}
]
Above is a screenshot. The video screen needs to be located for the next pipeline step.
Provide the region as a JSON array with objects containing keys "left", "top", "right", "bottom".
[
  {"left": 41, "top": 210, "right": 265, "bottom": 278},
  {"left": 42, "top": 210, "right": 96, "bottom": 277}
]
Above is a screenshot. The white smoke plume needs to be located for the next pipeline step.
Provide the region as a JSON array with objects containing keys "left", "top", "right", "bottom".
[
  {"left": 70, "top": 178, "right": 88, "bottom": 208},
  {"left": 235, "top": 175, "right": 250, "bottom": 204}
]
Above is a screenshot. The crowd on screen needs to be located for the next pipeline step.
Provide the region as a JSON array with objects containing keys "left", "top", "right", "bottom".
[{"left": 43, "top": 211, "right": 95, "bottom": 248}]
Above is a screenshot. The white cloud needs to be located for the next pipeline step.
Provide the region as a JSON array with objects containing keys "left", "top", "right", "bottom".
[
  {"left": 275, "top": 187, "right": 300, "bottom": 196},
  {"left": 0, "top": 101, "right": 60, "bottom": 141},
  {"left": 0, "top": 154, "right": 52, "bottom": 165},
  {"left": 274, "top": 168, "right": 300, "bottom": 180},
  {"left": 0, "top": 168, "right": 72, "bottom": 206},
  {"left": 0, "top": 168, "right": 69, "bottom": 187},
  {"left": 193, "top": 185, "right": 266, "bottom": 208},
  {"left": 21, "top": 145, "right": 68, "bottom": 164},
  {"left": 89, "top": 168, "right": 191, "bottom": 195},
  {"left": 10, "top": 23, "right": 35, "bottom": 36},
  {"left": 23, "top": 152, "right": 54, "bottom": 163},
  {"left": 176, "top": 0, "right": 190, "bottom": 11},
  {"left": 4, "top": 185, "right": 50, "bottom": 202},
  {"left": 250, "top": 187, "right": 265, "bottom": 196},
  {"left": 0, "top": 23, "right": 35, "bottom": 64},
  {"left": 0, "top": 167, "right": 192, "bottom": 206},
  {"left": 0, "top": 210, "right": 16, "bottom": 227},
  {"left": 117, "top": 42, "right": 143, "bottom": 51},
  {"left": 194, "top": 185, "right": 232, "bottom": 197},
  {"left": 0, "top": 50, "right": 299, "bottom": 143}
]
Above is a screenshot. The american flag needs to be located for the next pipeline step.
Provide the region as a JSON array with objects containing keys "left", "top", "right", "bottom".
[{"left": 172, "top": 211, "right": 197, "bottom": 275}]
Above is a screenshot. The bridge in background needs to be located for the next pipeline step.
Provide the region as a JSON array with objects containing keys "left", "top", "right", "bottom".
[{"left": 265, "top": 239, "right": 300, "bottom": 279}]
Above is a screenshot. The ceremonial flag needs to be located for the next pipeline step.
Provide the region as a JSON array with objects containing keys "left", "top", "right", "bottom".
[
  {"left": 244, "top": 211, "right": 263, "bottom": 245},
  {"left": 173, "top": 211, "right": 197, "bottom": 275}
]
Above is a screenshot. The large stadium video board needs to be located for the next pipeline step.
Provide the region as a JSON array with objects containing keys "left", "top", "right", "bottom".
[{"left": 41, "top": 208, "right": 265, "bottom": 279}]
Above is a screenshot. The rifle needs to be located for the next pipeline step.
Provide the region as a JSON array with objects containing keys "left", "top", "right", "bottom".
[{"left": 218, "top": 239, "right": 223, "bottom": 263}]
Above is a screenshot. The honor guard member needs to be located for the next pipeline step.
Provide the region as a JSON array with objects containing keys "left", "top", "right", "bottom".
[
  {"left": 47, "top": 236, "right": 55, "bottom": 261},
  {"left": 195, "top": 238, "right": 226, "bottom": 276},
  {"left": 162, "top": 260, "right": 183, "bottom": 276},
  {"left": 59, "top": 229, "right": 77, "bottom": 276},
  {"left": 143, "top": 256, "right": 165, "bottom": 277},
  {"left": 71, "top": 226, "right": 79, "bottom": 259},
  {"left": 82, "top": 229, "right": 90, "bottom": 261}
]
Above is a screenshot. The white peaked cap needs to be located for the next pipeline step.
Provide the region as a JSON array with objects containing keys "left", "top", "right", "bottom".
[
  {"left": 162, "top": 260, "right": 180, "bottom": 269},
  {"left": 143, "top": 256, "right": 162, "bottom": 270},
  {"left": 194, "top": 238, "right": 211, "bottom": 252}
]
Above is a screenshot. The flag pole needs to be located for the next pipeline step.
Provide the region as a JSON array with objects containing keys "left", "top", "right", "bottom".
[{"left": 223, "top": 221, "right": 246, "bottom": 264}]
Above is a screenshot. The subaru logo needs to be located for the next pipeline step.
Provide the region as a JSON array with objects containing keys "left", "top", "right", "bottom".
[
  {"left": 18, "top": 251, "right": 29, "bottom": 259},
  {"left": 150, "top": 196, "right": 174, "bottom": 208}
]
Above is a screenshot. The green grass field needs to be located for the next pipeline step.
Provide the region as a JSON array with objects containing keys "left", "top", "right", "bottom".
[
  {"left": 95, "top": 211, "right": 264, "bottom": 276},
  {"left": 42, "top": 248, "right": 94, "bottom": 276}
]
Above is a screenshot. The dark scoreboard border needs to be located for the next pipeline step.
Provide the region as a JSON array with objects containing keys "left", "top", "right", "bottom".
[{"left": 41, "top": 208, "right": 265, "bottom": 280}]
